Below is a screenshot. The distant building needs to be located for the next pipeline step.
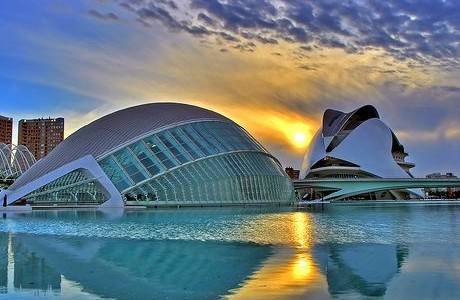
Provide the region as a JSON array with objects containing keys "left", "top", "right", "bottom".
[
  {"left": 285, "top": 167, "right": 300, "bottom": 180},
  {"left": 425, "top": 172, "right": 458, "bottom": 198},
  {"left": 301, "top": 104, "right": 418, "bottom": 200},
  {"left": 0, "top": 115, "right": 13, "bottom": 145},
  {"left": 18, "top": 118, "right": 64, "bottom": 160},
  {"left": 426, "top": 172, "right": 457, "bottom": 179}
]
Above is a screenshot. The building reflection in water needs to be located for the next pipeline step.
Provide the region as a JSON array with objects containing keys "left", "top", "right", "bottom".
[
  {"left": 0, "top": 210, "right": 410, "bottom": 299},
  {"left": 0, "top": 232, "right": 62, "bottom": 297},
  {"left": 313, "top": 243, "right": 409, "bottom": 297},
  {"left": 12, "top": 235, "right": 61, "bottom": 292},
  {"left": 228, "top": 212, "right": 409, "bottom": 299},
  {"left": 0, "top": 232, "right": 273, "bottom": 299},
  {"left": 0, "top": 233, "right": 7, "bottom": 294}
]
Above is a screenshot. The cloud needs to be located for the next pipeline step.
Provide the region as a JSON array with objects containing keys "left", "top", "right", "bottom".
[
  {"left": 396, "top": 120, "right": 460, "bottom": 143},
  {"left": 240, "top": 31, "right": 278, "bottom": 45},
  {"left": 190, "top": 0, "right": 278, "bottom": 31},
  {"left": 136, "top": 3, "right": 183, "bottom": 31},
  {"left": 218, "top": 31, "right": 240, "bottom": 42},
  {"left": 373, "top": 82, "right": 460, "bottom": 150},
  {"left": 446, "top": 126, "right": 460, "bottom": 140},
  {"left": 197, "top": 13, "right": 216, "bottom": 26},
  {"left": 298, "top": 64, "right": 317, "bottom": 71},
  {"left": 87, "top": 9, "right": 119, "bottom": 21},
  {"left": 111, "top": 0, "right": 460, "bottom": 66},
  {"left": 4, "top": 0, "right": 460, "bottom": 172},
  {"left": 156, "top": 0, "right": 178, "bottom": 10}
]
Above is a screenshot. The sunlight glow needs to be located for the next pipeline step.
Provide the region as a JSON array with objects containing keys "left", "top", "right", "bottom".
[
  {"left": 292, "top": 255, "right": 313, "bottom": 280},
  {"left": 292, "top": 212, "right": 313, "bottom": 248},
  {"left": 293, "top": 131, "right": 308, "bottom": 148},
  {"left": 230, "top": 213, "right": 326, "bottom": 299}
]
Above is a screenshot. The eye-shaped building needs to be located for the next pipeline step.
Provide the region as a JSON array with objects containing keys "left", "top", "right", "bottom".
[
  {"left": 301, "top": 105, "right": 417, "bottom": 199},
  {"left": 3, "top": 103, "right": 293, "bottom": 207}
]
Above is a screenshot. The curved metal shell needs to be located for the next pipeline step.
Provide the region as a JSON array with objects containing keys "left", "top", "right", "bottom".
[
  {"left": 300, "top": 129, "right": 326, "bottom": 179},
  {"left": 4, "top": 102, "right": 293, "bottom": 208},
  {"left": 328, "top": 118, "right": 410, "bottom": 178},
  {"left": 10, "top": 103, "right": 232, "bottom": 190},
  {"left": 301, "top": 105, "right": 412, "bottom": 179}
]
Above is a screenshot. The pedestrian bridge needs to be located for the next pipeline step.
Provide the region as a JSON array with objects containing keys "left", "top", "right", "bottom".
[{"left": 293, "top": 178, "right": 460, "bottom": 201}]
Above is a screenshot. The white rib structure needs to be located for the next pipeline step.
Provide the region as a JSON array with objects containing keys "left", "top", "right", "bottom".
[{"left": 0, "top": 143, "right": 36, "bottom": 179}]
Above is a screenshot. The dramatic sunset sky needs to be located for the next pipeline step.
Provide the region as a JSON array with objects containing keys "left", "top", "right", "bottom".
[{"left": 1, "top": 0, "right": 459, "bottom": 175}]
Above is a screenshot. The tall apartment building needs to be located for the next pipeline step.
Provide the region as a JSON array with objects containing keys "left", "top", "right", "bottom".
[
  {"left": 18, "top": 118, "right": 64, "bottom": 160},
  {"left": 0, "top": 115, "right": 13, "bottom": 145}
]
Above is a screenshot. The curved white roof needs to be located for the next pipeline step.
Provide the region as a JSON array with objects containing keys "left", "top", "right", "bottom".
[
  {"left": 327, "top": 118, "right": 410, "bottom": 178},
  {"left": 10, "top": 103, "right": 232, "bottom": 190},
  {"left": 302, "top": 105, "right": 413, "bottom": 179},
  {"left": 322, "top": 105, "right": 379, "bottom": 137}
]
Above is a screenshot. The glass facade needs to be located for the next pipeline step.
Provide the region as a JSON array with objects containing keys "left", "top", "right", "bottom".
[
  {"left": 21, "top": 120, "right": 293, "bottom": 206},
  {"left": 99, "top": 120, "right": 293, "bottom": 205},
  {"left": 24, "top": 169, "right": 107, "bottom": 205},
  {"left": 125, "top": 152, "right": 292, "bottom": 204}
]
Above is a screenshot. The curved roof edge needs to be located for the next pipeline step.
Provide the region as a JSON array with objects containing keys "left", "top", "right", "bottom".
[
  {"left": 322, "top": 104, "right": 380, "bottom": 137},
  {"left": 9, "top": 102, "right": 235, "bottom": 191}
]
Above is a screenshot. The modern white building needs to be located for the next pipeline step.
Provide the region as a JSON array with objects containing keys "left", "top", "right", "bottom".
[
  {"left": 301, "top": 105, "right": 418, "bottom": 200},
  {"left": 1, "top": 103, "right": 293, "bottom": 207}
]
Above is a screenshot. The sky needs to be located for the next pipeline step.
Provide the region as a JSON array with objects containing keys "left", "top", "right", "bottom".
[{"left": 0, "top": 0, "right": 459, "bottom": 176}]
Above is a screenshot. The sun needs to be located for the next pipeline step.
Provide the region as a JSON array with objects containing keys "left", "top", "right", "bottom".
[{"left": 293, "top": 131, "right": 308, "bottom": 148}]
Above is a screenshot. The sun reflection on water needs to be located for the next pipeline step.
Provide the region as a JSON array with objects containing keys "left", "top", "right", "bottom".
[
  {"left": 292, "top": 254, "right": 312, "bottom": 281},
  {"left": 292, "top": 212, "right": 314, "bottom": 249},
  {"left": 228, "top": 212, "right": 329, "bottom": 299}
]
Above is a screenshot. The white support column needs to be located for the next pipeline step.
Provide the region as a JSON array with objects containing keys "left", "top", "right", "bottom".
[{"left": 1, "top": 155, "right": 124, "bottom": 208}]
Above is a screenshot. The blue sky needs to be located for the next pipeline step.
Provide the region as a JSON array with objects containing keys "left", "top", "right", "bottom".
[{"left": 1, "top": 0, "right": 459, "bottom": 176}]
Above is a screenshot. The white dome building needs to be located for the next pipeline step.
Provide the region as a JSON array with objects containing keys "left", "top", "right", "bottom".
[
  {"left": 2, "top": 103, "right": 293, "bottom": 207},
  {"left": 301, "top": 105, "right": 417, "bottom": 200}
]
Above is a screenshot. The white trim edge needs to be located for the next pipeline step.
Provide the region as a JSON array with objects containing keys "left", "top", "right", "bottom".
[{"left": 0, "top": 155, "right": 124, "bottom": 208}]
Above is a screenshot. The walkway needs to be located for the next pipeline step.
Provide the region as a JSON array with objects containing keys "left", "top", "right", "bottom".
[{"left": 294, "top": 178, "right": 460, "bottom": 201}]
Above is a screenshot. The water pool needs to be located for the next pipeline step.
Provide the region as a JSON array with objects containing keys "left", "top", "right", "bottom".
[{"left": 0, "top": 203, "right": 459, "bottom": 299}]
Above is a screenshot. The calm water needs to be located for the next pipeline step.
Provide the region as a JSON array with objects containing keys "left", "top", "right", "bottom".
[{"left": 0, "top": 203, "right": 459, "bottom": 299}]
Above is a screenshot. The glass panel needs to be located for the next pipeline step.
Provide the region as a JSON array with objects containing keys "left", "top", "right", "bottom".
[
  {"left": 23, "top": 169, "right": 108, "bottom": 205},
  {"left": 189, "top": 123, "right": 222, "bottom": 154},
  {"left": 202, "top": 122, "right": 236, "bottom": 151},
  {"left": 130, "top": 141, "right": 164, "bottom": 176},
  {"left": 100, "top": 156, "right": 132, "bottom": 191},
  {"left": 170, "top": 130, "right": 201, "bottom": 160},
  {"left": 157, "top": 132, "right": 189, "bottom": 164},
  {"left": 191, "top": 163, "right": 210, "bottom": 203},
  {"left": 144, "top": 136, "right": 178, "bottom": 169},
  {"left": 192, "top": 122, "right": 227, "bottom": 152},
  {"left": 157, "top": 176, "right": 175, "bottom": 202},
  {"left": 113, "top": 148, "right": 148, "bottom": 184},
  {"left": 150, "top": 179, "right": 167, "bottom": 202},
  {"left": 176, "top": 168, "right": 193, "bottom": 202},
  {"left": 118, "top": 149, "right": 292, "bottom": 205},
  {"left": 181, "top": 125, "right": 213, "bottom": 156},
  {"left": 162, "top": 173, "right": 179, "bottom": 202}
]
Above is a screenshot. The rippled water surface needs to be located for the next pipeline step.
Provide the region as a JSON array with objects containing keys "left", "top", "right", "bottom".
[{"left": 0, "top": 203, "right": 459, "bottom": 299}]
